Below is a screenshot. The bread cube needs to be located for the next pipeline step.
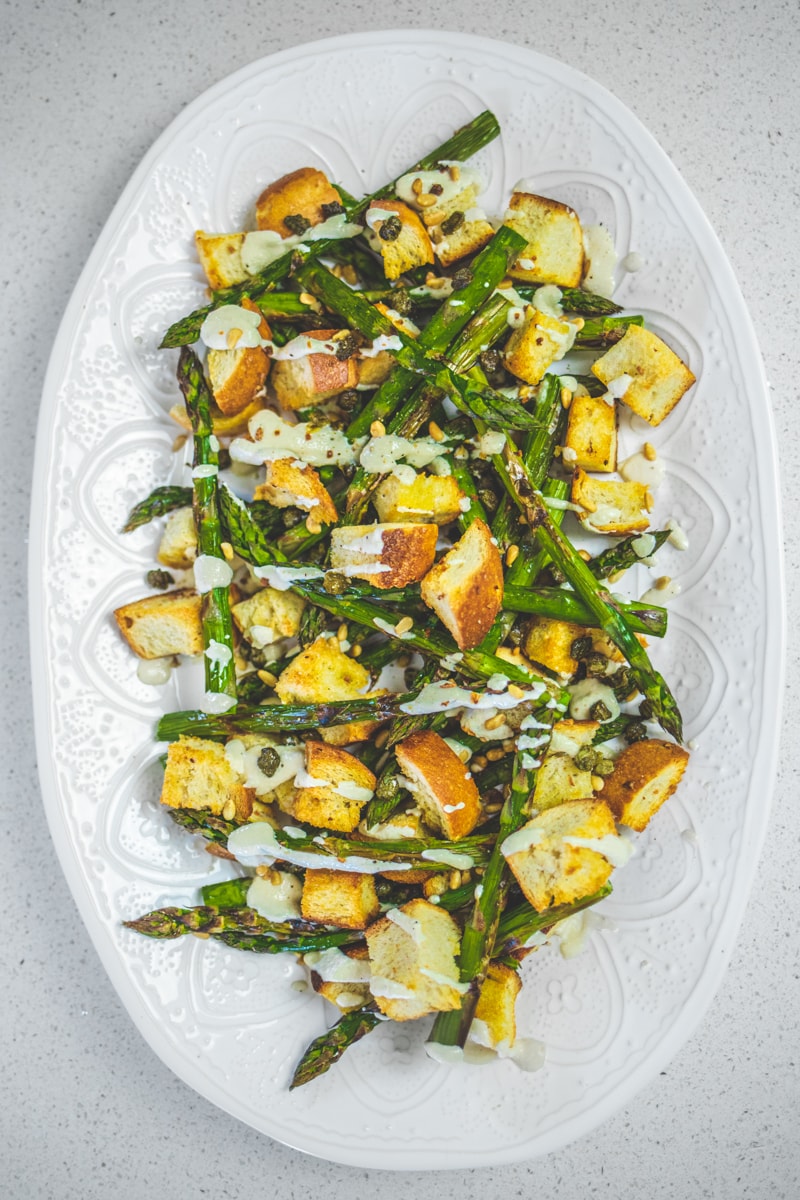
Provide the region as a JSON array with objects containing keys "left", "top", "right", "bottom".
[
  {"left": 231, "top": 586, "right": 306, "bottom": 647},
  {"left": 206, "top": 297, "right": 271, "bottom": 416},
  {"left": 572, "top": 469, "right": 650, "bottom": 534},
  {"left": 290, "top": 741, "right": 376, "bottom": 832},
  {"left": 114, "top": 588, "right": 203, "bottom": 659},
  {"left": 254, "top": 458, "right": 338, "bottom": 527},
  {"left": 274, "top": 634, "right": 370, "bottom": 704},
  {"left": 373, "top": 472, "right": 466, "bottom": 526},
  {"left": 564, "top": 391, "right": 618, "bottom": 473},
  {"left": 502, "top": 799, "right": 619, "bottom": 911},
  {"left": 301, "top": 869, "right": 380, "bottom": 930},
  {"left": 365, "top": 898, "right": 464, "bottom": 1021},
  {"left": 312, "top": 945, "right": 372, "bottom": 1012},
  {"left": 269, "top": 328, "right": 358, "bottom": 410},
  {"left": 157, "top": 506, "right": 197, "bottom": 570},
  {"left": 194, "top": 231, "right": 248, "bottom": 290},
  {"left": 160, "top": 735, "right": 254, "bottom": 821},
  {"left": 548, "top": 719, "right": 600, "bottom": 756},
  {"left": 356, "top": 350, "right": 395, "bottom": 388},
  {"left": 434, "top": 212, "right": 495, "bottom": 268},
  {"left": 532, "top": 753, "right": 595, "bottom": 811},
  {"left": 365, "top": 200, "right": 434, "bottom": 280},
  {"left": 505, "top": 192, "right": 585, "bottom": 286},
  {"left": 416, "top": 175, "right": 482, "bottom": 228},
  {"left": 504, "top": 309, "right": 578, "bottom": 385},
  {"left": 255, "top": 167, "right": 343, "bottom": 237},
  {"left": 168, "top": 394, "right": 264, "bottom": 438},
  {"left": 472, "top": 963, "right": 522, "bottom": 1050},
  {"left": 523, "top": 616, "right": 591, "bottom": 677},
  {"left": 591, "top": 324, "right": 695, "bottom": 426},
  {"left": 601, "top": 739, "right": 690, "bottom": 831},
  {"left": 394, "top": 730, "right": 481, "bottom": 839},
  {"left": 420, "top": 519, "right": 503, "bottom": 650},
  {"left": 318, "top": 712, "right": 387, "bottom": 748},
  {"left": 330, "top": 522, "right": 438, "bottom": 589}
]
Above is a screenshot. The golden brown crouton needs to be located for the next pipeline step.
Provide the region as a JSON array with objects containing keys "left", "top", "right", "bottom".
[
  {"left": 206, "top": 297, "right": 271, "bottom": 416},
  {"left": 160, "top": 735, "right": 254, "bottom": 821},
  {"left": 301, "top": 870, "right": 380, "bottom": 930},
  {"left": 194, "top": 231, "right": 248, "bottom": 290},
  {"left": 254, "top": 458, "right": 338, "bottom": 527},
  {"left": 564, "top": 390, "right": 618, "bottom": 473},
  {"left": 255, "top": 167, "right": 342, "bottom": 237},
  {"left": 373, "top": 472, "right": 466, "bottom": 526},
  {"left": 502, "top": 799, "right": 621, "bottom": 911},
  {"left": 434, "top": 213, "right": 495, "bottom": 267},
  {"left": 330, "top": 522, "right": 438, "bottom": 589},
  {"left": 571, "top": 468, "right": 650, "bottom": 534},
  {"left": 472, "top": 963, "right": 522, "bottom": 1049},
  {"left": 290, "top": 741, "right": 376, "bottom": 833},
  {"left": 168, "top": 394, "right": 264, "bottom": 438},
  {"left": 505, "top": 192, "right": 585, "bottom": 286},
  {"left": 394, "top": 730, "right": 481, "bottom": 840},
  {"left": 365, "top": 898, "right": 464, "bottom": 1021},
  {"left": 532, "top": 753, "right": 595, "bottom": 811},
  {"left": 114, "top": 588, "right": 203, "bottom": 659},
  {"left": 522, "top": 616, "right": 590, "bottom": 677},
  {"left": 420, "top": 519, "right": 503, "bottom": 650},
  {"left": 503, "top": 309, "right": 578, "bottom": 385},
  {"left": 269, "top": 328, "right": 359, "bottom": 410},
  {"left": 601, "top": 739, "right": 690, "bottom": 831},
  {"left": 274, "top": 634, "right": 371, "bottom": 704},
  {"left": 231, "top": 586, "right": 306, "bottom": 647},
  {"left": 157, "top": 506, "right": 197, "bottom": 570},
  {"left": 591, "top": 324, "right": 696, "bottom": 426},
  {"left": 366, "top": 200, "right": 434, "bottom": 281},
  {"left": 356, "top": 350, "right": 395, "bottom": 388},
  {"left": 312, "top": 945, "right": 372, "bottom": 1012}
]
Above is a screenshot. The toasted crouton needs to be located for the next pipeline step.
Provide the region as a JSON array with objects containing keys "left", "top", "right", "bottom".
[
  {"left": 548, "top": 719, "right": 600, "bottom": 756},
  {"left": 301, "top": 869, "right": 380, "bottom": 930},
  {"left": 572, "top": 468, "right": 650, "bottom": 534},
  {"left": 231, "top": 586, "right": 306, "bottom": 648},
  {"left": 523, "top": 616, "right": 591, "bottom": 677},
  {"left": 160, "top": 735, "right": 254, "bottom": 821},
  {"left": 564, "top": 391, "right": 618, "bottom": 473},
  {"left": 311, "top": 945, "right": 372, "bottom": 1012},
  {"left": 591, "top": 324, "right": 695, "bottom": 426},
  {"left": 505, "top": 192, "right": 585, "bottom": 286},
  {"left": 356, "top": 350, "right": 395, "bottom": 388},
  {"left": 206, "top": 297, "right": 271, "bottom": 416},
  {"left": 394, "top": 731, "right": 481, "bottom": 839},
  {"left": 269, "top": 329, "right": 358, "bottom": 410},
  {"left": 365, "top": 200, "right": 434, "bottom": 281},
  {"left": 290, "top": 741, "right": 376, "bottom": 832},
  {"left": 365, "top": 898, "right": 463, "bottom": 1021},
  {"left": 413, "top": 173, "right": 482, "bottom": 227},
  {"left": 601, "top": 739, "right": 690, "bottom": 831},
  {"left": 168, "top": 395, "right": 264, "bottom": 438},
  {"left": 502, "top": 799, "right": 621, "bottom": 911},
  {"left": 255, "top": 167, "right": 342, "bottom": 236},
  {"left": 471, "top": 963, "right": 522, "bottom": 1051},
  {"left": 420, "top": 519, "right": 503, "bottom": 650},
  {"left": 254, "top": 458, "right": 338, "bottom": 527},
  {"left": 532, "top": 754, "right": 595, "bottom": 811},
  {"left": 194, "top": 231, "right": 248, "bottom": 290},
  {"left": 114, "top": 588, "right": 203, "bottom": 659},
  {"left": 274, "top": 634, "right": 371, "bottom": 704},
  {"left": 330, "top": 522, "right": 438, "bottom": 589},
  {"left": 373, "top": 472, "right": 466, "bottom": 526},
  {"left": 503, "top": 309, "right": 579, "bottom": 385},
  {"left": 157, "top": 506, "right": 197, "bottom": 570},
  {"left": 434, "top": 212, "right": 495, "bottom": 267},
  {"left": 360, "top": 810, "right": 431, "bottom": 884}
]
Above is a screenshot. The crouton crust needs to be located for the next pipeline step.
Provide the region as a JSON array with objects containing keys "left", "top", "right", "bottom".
[
  {"left": 114, "top": 588, "right": 203, "bottom": 659},
  {"left": 330, "top": 523, "right": 438, "bottom": 589},
  {"left": 269, "top": 328, "right": 358, "bottom": 410},
  {"left": 503, "top": 310, "right": 575, "bottom": 385},
  {"left": 571, "top": 468, "right": 651, "bottom": 535},
  {"left": 290, "top": 741, "right": 376, "bottom": 833},
  {"left": 160, "top": 735, "right": 254, "bottom": 821},
  {"left": 255, "top": 167, "right": 342, "bottom": 236},
  {"left": 365, "top": 898, "right": 463, "bottom": 1021},
  {"left": 301, "top": 869, "right": 380, "bottom": 930},
  {"left": 194, "top": 231, "right": 248, "bottom": 290},
  {"left": 601, "top": 739, "right": 690, "bottom": 831},
  {"left": 394, "top": 730, "right": 481, "bottom": 839},
  {"left": 591, "top": 324, "right": 696, "bottom": 426},
  {"left": 274, "top": 635, "right": 371, "bottom": 704},
  {"left": 473, "top": 963, "right": 522, "bottom": 1049},
  {"left": 420, "top": 519, "right": 503, "bottom": 649},
  {"left": 206, "top": 297, "right": 271, "bottom": 416},
  {"left": 254, "top": 458, "right": 338, "bottom": 526},
  {"left": 505, "top": 192, "right": 585, "bottom": 286},
  {"left": 366, "top": 199, "right": 434, "bottom": 280},
  {"left": 502, "top": 799, "right": 619, "bottom": 911},
  {"left": 564, "top": 390, "right": 618, "bottom": 473}
]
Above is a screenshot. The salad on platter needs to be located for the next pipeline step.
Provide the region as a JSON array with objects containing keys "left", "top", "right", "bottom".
[{"left": 114, "top": 110, "right": 694, "bottom": 1087}]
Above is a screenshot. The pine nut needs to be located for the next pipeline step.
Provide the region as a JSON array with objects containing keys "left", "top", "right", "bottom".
[
  {"left": 560, "top": 387, "right": 573, "bottom": 408},
  {"left": 337, "top": 623, "right": 348, "bottom": 641},
  {"left": 395, "top": 616, "right": 414, "bottom": 635},
  {"left": 507, "top": 683, "right": 526, "bottom": 699},
  {"left": 370, "top": 420, "right": 386, "bottom": 437},
  {"left": 486, "top": 748, "right": 505, "bottom": 762},
  {"left": 643, "top": 441, "right": 657, "bottom": 461},
  {"left": 655, "top": 575, "right": 672, "bottom": 590},
  {"left": 644, "top": 489, "right": 655, "bottom": 512},
  {"left": 483, "top": 713, "right": 507, "bottom": 731},
  {"left": 418, "top": 194, "right": 436, "bottom": 208},
  {"left": 428, "top": 420, "right": 445, "bottom": 442},
  {"left": 505, "top": 544, "right": 520, "bottom": 566},
  {"left": 591, "top": 775, "right": 605, "bottom": 791},
  {"left": 350, "top": 644, "right": 362, "bottom": 657},
  {"left": 220, "top": 541, "right": 234, "bottom": 561},
  {"left": 448, "top": 164, "right": 461, "bottom": 181},
  {"left": 411, "top": 177, "right": 423, "bottom": 195},
  {"left": 256, "top": 669, "right": 277, "bottom": 687}
]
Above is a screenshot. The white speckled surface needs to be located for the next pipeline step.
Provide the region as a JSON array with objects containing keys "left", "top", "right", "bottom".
[{"left": 3, "top": 1, "right": 798, "bottom": 1195}]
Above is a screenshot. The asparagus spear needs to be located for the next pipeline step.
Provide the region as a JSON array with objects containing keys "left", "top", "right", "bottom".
[
  {"left": 123, "top": 904, "right": 358, "bottom": 949},
  {"left": 177, "top": 348, "right": 237, "bottom": 710},
  {"left": 161, "top": 111, "right": 501, "bottom": 348},
  {"left": 290, "top": 1008, "right": 382, "bottom": 1090},
  {"left": 573, "top": 314, "right": 644, "bottom": 348},
  {"left": 503, "top": 585, "right": 667, "bottom": 637},
  {"left": 514, "top": 285, "right": 623, "bottom": 317},
  {"left": 157, "top": 696, "right": 404, "bottom": 741},
  {"left": 586, "top": 529, "right": 672, "bottom": 580},
  {"left": 122, "top": 485, "right": 193, "bottom": 532},
  {"left": 493, "top": 885, "right": 612, "bottom": 963}
]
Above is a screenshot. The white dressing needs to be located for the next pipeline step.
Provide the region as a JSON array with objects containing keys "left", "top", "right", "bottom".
[
  {"left": 193, "top": 553, "right": 234, "bottom": 594},
  {"left": 582, "top": 225, "right": 617, "bottom": 298},
  {"left": 246, "top": 871, "right": 302, "bottom": 921}
]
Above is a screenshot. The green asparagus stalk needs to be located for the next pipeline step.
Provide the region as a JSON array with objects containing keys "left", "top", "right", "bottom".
[
  {"left": 169, "top": 807, "right": 238, "bottom": 845},
  {"left": 290, "top": 1007, "right": 383, "bottom": 1089},
  {"left": 493, "top": 885, "right": 612, "bottom": 963},
  {"left": 271, "top": 826, "right": 492, "bottom": 871},
  {"left": 573, "top": 314, "right": 643, "bottom": 348},
  {"left": 123, "top": 904, "right": 358, "bottom": 948},
  {"left": 503, "top": 585, "right": 667, "bottom": 637},
  {"left": 429, "top": 752, "right": 541, "bottom": 1048},
  {"left": 157, "top": 696, "right": 405, "bottom": 741},
  {"left": 515, "top": 285, "right": 623, "bottom": 316},
  {"left": 586, "top": 529, "right": 672, "bottom": 579},
  {"left": 200, "top": 877, "right": 252, "bottom": 907},
  {"left": 122, "top": 485, "right": 193, "bottom": 532},
  {"left": 177, "top": 348, "right": 237, "bottom": 709},
  {"left": 491, "top": 373, "right": 565, "bottom": 548}
]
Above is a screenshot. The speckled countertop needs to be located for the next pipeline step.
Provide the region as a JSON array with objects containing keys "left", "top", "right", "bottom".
[{"left": 3, "top": 1, "right": 799, "bottom": 1196}]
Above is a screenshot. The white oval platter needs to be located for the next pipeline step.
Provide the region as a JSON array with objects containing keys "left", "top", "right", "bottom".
[{"left": 29, "top": 30, "right": 783, "bottom": 1169}]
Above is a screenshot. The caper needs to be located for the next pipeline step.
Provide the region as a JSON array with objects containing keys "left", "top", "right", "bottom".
[
  {"left": 590, "top": 700, "right": 612, "bottom": 722},
  {"left": 284, "top": 213, "right": 311, "bottom": 235},
  {"left": 585, "top": 653, "right": 608, "bottom": 677},
  {"left": 571, "top": 635, "right": 593, "bottom": 661},
  {"left": 440, "top": 210, "right": 465, "bottom": 236},
  {"left": 375, "top": 775, "right": 400, "bottom": 801},
  {"left": 385, "top": 287, "right": 413, "bottom": 315},
  {"left": 257, "top": 747, "right": 281, "bottom": 777},
  {"left": 624, "top": 721, "right": 648, "bottom": 744},
  {"left": 320, "top": 200, "right": 345, "bottom": 219},
  {"left": 451, "top": 267, "right": 473, "bottom": 291},
  {"left": 146, "top": 569, "right": 174, "bottom": 590},
  {"left": 337, "top": 388, "right": 359, "bottom": 411},
  {"left": 323, "top": 571, "right": 348, "bottom": 595},
  {"left": 575, "top": 746, "right": 600, "bottom": 772},
  {"left": 333, "top": 331, "right": 360, "bottom": 361},
  {"left": 479, "top": 348, "right": 502, "bottom": 375},
  {"left": 379, "top": 215, "right": 402, "bottom": 241},
  {"left": 477, "top": 488, "right": 499, "bottom": 513},
  {"left": 593, "top": 755, "right": 616, "bottom": 777},
  {"left": 638, "top": 698, "right": 654, "bottom": 720}
]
